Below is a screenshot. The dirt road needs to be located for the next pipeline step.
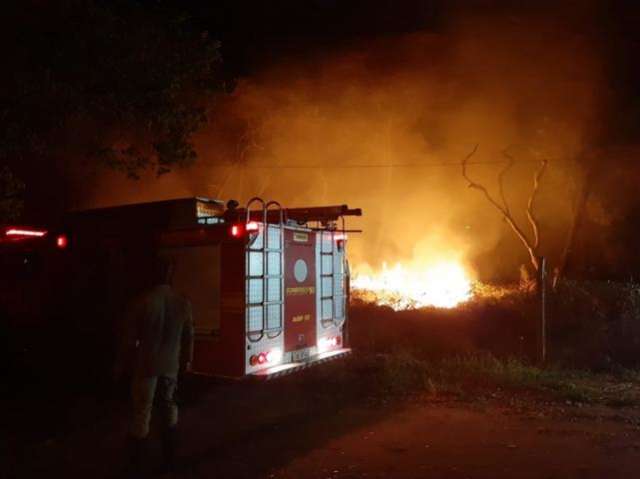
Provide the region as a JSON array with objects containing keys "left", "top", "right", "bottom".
[
  {"left": 5, "top": 372, "right": 640, "bottom": 479},
  {"left": 263, "top": 401, "right": 640, "bottom": 479}
]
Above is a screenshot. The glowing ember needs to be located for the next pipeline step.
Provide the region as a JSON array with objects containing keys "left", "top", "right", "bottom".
[{"left": 352, "top": 261, "right": 473, "bottom": 310}]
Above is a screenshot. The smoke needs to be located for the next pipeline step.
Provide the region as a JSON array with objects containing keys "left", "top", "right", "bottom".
[{"left": 79, "top": 12, "right": 604, "bottom": 280}]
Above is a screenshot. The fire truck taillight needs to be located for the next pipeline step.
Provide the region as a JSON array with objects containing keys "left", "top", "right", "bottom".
[
  {"left": 230, "top": 221, "right": 259, "bottom": 238},
  {"left": 249, "top": 347, "right": 282, "bottom": 367},
  {"left": 56, "top": 234, "right": 69, "bottom": 249},
  {"left": 250, "top": 353, "right": 267, "bottom": 366}
]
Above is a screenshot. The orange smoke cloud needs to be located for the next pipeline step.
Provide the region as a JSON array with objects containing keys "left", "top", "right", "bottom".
[{"left": 77, "top": 12, "right": 604, "bottom": 281}]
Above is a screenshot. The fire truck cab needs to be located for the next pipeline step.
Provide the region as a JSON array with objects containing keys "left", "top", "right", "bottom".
[{"left": 0, "top": 197, "right": 361, "bottom": 379}]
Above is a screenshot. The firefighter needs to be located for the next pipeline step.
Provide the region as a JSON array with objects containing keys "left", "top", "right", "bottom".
[
  {"left": 113, "top": 254, "right": 194, "bottom": 475},
  {"left": 223, "top": 198, "right": 240, "bottom": 223}
]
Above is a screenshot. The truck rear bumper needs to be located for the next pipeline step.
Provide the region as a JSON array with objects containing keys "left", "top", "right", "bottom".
[{"left": 250, "top": 347, "right": 351, "bottom": 379}]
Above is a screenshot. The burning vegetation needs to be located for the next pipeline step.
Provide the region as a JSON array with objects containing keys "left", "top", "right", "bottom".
[{"left": 352, "top": 260, "right": 473, "bottom": 310}]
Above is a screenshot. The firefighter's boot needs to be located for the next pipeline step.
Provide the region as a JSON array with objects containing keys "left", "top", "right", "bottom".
[{"left": 161, "top": 426, "right": 179, "bottom": 473}]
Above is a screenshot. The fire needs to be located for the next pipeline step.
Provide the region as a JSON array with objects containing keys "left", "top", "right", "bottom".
[{"left": 351, "top": 260, "right": 473, "bottom": 310}]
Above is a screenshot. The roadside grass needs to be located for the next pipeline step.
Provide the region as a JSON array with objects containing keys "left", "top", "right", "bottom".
[
  {"left": 430, "top": 354, "right": 599, "bottom": 403},
  {"left": 313, "top": 351, "right": 640, "bottom": 408}
]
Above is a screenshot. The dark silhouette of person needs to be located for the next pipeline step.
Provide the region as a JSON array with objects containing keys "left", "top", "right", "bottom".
[{"left": 114, "top": 254, "right": 194, "bottom": 475}]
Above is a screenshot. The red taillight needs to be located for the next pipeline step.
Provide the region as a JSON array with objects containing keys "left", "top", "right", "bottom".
[
  {"left": 231, "top": 224, "right": 242, "bottom": 237},
  {"left": 56, "top": 234, "right": 68, "bottom": 249},
  {"left": 230, "top": 222, "right": 259, "bottom": 238},
  {"left": 5, "top": 228, "right": 47, "bottom": 238},
  {"left": 250, "top": 348, "right": 283, "bottom": 368}
]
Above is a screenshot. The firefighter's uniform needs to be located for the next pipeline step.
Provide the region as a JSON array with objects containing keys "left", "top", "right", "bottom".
[{"left": 117, "top": 284, "right": 194, "bottom": 438}]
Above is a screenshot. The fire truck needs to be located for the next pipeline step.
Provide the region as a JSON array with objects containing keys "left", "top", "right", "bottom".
[{"left": 0, "top": 197, "right": 361, "bottom": 379}]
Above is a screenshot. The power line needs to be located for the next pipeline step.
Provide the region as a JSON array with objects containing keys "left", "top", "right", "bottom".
[{"left": 232, "top": 159, "right": 551, "bottom": 169}]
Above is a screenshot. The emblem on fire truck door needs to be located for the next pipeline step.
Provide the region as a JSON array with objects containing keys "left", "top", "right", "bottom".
[
  {"left": 294, "top": 259, "right": 308, "bottom": 282},
  {"left": 287, "top": 258, "right": 313, "bottom": 295}
]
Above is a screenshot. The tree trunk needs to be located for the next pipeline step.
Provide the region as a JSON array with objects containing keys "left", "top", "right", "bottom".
[{"left": 553, "top": 162, "right": 596, "bottom": 289}]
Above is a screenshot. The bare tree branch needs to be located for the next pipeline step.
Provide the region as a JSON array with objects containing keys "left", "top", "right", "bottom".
[
  {"left": 461, "top": 143, "right": 480, "bottom": 172},
  {"left": 499, "top": 150, "right": 516, "bottom": 214},
  {"left": 502, "top": 213, "right": 540, "bottom": 271},
  {"left": 526, "top": 159, "right": 548, "bottom": 250},
  {"left": 461, "top": 144, "right": 540, "bottom": 271},
  {"left": 462, "top": 144, "right": 508, "bottom": 215}
]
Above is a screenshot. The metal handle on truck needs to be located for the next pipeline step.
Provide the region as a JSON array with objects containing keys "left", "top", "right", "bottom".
[{"left": 264, "top": 200, "right": 284, "bottom": 339}]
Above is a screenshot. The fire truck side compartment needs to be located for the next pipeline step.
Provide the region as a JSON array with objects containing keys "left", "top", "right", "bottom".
[{"left": 188, "top": 240, "right": 247, "bottom": 378}]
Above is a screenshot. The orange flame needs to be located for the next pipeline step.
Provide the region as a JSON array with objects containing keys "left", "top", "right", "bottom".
[{"left": 352, "top": 260, "right": 473, "bottom": 310}]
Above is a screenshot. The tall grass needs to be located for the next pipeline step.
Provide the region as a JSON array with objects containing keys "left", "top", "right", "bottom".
[
  {"left": 351, "top": 279, "right": 640, "bottom": 370},
  {"left": 353, "top": 351, "right": 604, "bottom": 404}
]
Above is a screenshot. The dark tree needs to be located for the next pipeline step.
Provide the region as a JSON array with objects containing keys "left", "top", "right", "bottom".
[{"left": 0, "top": 1, "right": 225, "bottom": 220}]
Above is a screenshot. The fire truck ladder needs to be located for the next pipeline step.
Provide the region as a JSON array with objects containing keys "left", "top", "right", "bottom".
[
  {"left": 336, "top": 217, "right": 348, "bottom": 329},
  {"left": 320, "top": 229, "right": 344, "bottom": 329},
  {"left": 245, "top": 197, "right": 284, "bottom": 342}
]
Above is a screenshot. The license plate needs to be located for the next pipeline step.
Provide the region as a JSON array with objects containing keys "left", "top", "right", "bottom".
[{"left": 292, "top": 348, "right": 310, "bottom": 362}]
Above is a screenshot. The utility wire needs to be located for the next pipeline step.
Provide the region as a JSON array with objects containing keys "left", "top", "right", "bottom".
[{"left": 229, "top": 159, "right": 551, "bottom": 169}]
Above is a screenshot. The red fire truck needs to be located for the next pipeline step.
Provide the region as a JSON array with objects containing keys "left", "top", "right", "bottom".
[{"left": 0, "top": 197, "right": 361, "bottom": 379}]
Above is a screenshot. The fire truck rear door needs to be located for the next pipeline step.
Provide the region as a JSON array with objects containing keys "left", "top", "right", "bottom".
[{"left": 284, "top": 229, "right": 316, "bottom": 353}]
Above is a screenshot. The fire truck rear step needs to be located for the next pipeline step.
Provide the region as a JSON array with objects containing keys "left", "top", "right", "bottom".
[{"left": 250, "top": 347, "right": 352, "bottom": 379}]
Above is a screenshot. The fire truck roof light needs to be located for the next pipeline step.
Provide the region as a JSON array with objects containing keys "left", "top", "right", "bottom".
[
  {"left": 230, "top": 224, "right": 242, "bottom": 237},
  {"left": 5, "top": 228, "right": 47, "bottom": 237}
]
